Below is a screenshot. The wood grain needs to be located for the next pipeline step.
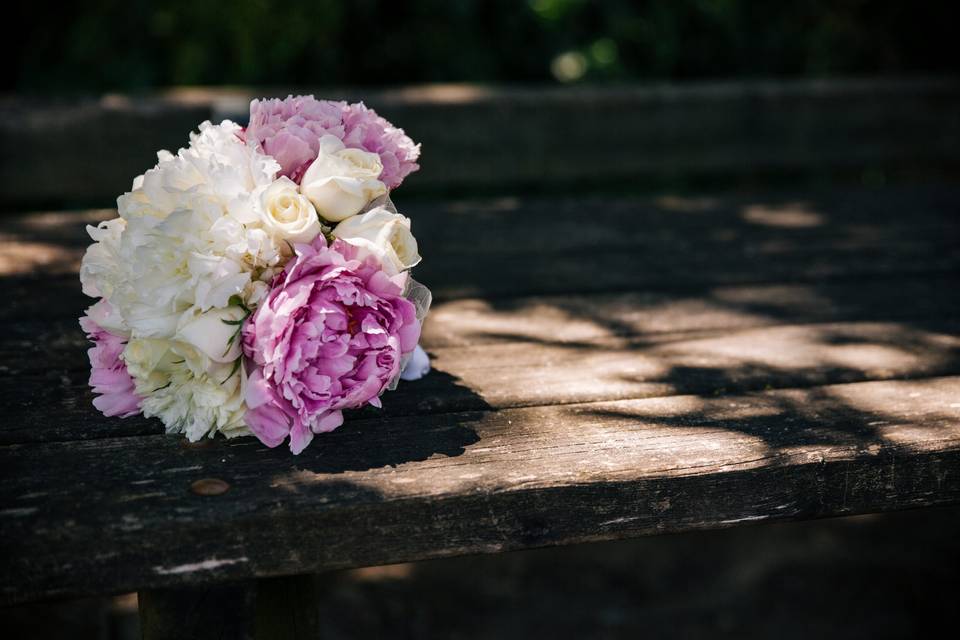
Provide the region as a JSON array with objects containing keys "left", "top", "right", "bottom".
[
  {"left": 4, "top": 79, "right": 959, "bottom": 205},
  {"left": 0, "top": 185, "right": 957, "bottom": 607},
  {"left": 2, "top": 186, "right": 959, "bottom": 302},
  {"left": 2, "top": 319, "right": 959, "bottom": 445},
  {"left": 2, "top": 376, "right": 959, "bottom": 604}
]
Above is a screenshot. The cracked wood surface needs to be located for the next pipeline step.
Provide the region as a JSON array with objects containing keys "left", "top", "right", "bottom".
[
  {"left": 2, "top": 377, "right": 960, "bottom": 602},
  {"left": 0, "top": 185, "right": 958, "bottom": 603}
]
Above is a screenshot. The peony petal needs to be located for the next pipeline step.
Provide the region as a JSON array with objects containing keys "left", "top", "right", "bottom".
[
  {"left": 244, "top": 368, "right": 277, "bottom": 410},
  {"left": 288, "top": 418, "right": 314, "bottom": 454},
  {"left": 245, "top": 404, "right": 291, "bottom": 449},
  {"left": 313, "top": 410, "right": 344, "bottom": 434}
]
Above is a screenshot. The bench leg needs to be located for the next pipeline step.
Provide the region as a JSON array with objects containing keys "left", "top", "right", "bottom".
[
  {"left": 139, "top": 576, "right": 321, "bottom": 640},
  {"left": 138, "top": 582, "right": 256, "bottom": 640},
  {"left": 253, "top": 574, "right": 321, "bottom": 640}
]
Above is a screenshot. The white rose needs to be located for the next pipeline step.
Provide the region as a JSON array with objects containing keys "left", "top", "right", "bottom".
[
  {"left": 331, "top": 207, "right": 421, "bottom": 275},
  {"left": 175, "top": 306, "right": 247, "bottom": 364},
  {"left": 258, "top": 176, "right": 322, "bottom": 243},
  {"left": 301, "top": 135, "right": 386, "bottom": 222}
]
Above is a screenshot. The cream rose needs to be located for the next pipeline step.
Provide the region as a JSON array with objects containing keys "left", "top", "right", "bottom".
[
  {"left": 331, "top": 207, "right": 421, "bottom": 275},
  {"left": 258, "top": 176, "right": 322, "bottom": 243},
  {"left": 301, "top": 135, "right": 387, "bottom": 221}
]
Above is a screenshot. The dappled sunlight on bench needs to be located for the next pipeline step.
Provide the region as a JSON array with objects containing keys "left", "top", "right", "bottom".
[
  {"left": 741, "top": 203, "right": 826, "bottom": 229},
  {"left": 423, "top": 291, "right": 960, "bottom": 412},
  {"left": 582, "top": 378, "right": 960, "bottom": 464},
  {"left": 0, "top": 209, "right": 112, "bottom": 276},
  {"left": 0, "top": 241, "right": 80, "bottom": 276},
  {"left": 647, "top": 323, "right": 959, "bottom": 376}
]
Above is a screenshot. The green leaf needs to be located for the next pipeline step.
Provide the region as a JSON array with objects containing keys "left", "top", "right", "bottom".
[
  {"left": 227, "top": 294, "right": 251, "bottom": 314},
  {"left": 221, "top": 358, "right": 242, "bottom": 385}
]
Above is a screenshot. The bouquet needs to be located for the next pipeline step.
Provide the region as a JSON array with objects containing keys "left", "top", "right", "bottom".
[{"left": 79, "top": 96, "right": 431, "bottom": 454}]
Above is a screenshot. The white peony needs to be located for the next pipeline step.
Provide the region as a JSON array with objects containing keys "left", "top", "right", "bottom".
[
  {"left": 124, "top": 337, "right": 249, "bottom": 441},
  {"left": 331, "top": 206, "right": 421, "bottom": 275},
  {"left": 118, "top": 120, "right": 280, "bottom": 224},
  {"left": 79, "top": 120, "right": 288, "bottom": 438},
  {"left": 81, "top": 120, "right": 285, "bottom": 339},
  {"left": 79, "top": 218, "right": 125, "bottom": 299},
  {"left": 301, "top": 135, "right": 387, "bottom": 221},
  {"left": 84, "top": 298, "right": 129, "bottom": 336}
]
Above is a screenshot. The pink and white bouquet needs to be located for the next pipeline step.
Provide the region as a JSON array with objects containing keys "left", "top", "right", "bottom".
[{"left": 79, "top": 96, "right": 431, "bottom": 454}]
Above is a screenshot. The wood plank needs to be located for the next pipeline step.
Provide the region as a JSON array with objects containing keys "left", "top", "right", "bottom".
[
  {"left": 4, "top": 272, "right": 959, "bottom": 354},
  {"left": 3, "top": 318, "right": 958, "bottom": 445},
  {"left": 7, "top": 185, "right": 958, "bottom": 253},
  {"left": 5, "top": 78, "right": 959, "bottom": 205},
  {"left": 0, "top": 99, "right": 213, "bottom": 208},
  {"left": 2, "top": 186, "right": 959, "bottom": 303},
  {"left": 421, "top": 275, "right": 960, "bottom": 348},
  {"left": 1, "top": 191, "right": 957, "bottom": 439},
  {"left": 2, "top": 266, "right": 957, "bottom": 445},
  {"left": 6, "top": 272, "right": 959, "bottom": 368},
  {"left": 2, "top": 376, "right": 959, "bottom": 604}
]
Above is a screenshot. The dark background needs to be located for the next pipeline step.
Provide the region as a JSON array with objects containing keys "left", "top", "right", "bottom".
[{"left": 11, "top": 0, "right": 956, "bottom": 93}]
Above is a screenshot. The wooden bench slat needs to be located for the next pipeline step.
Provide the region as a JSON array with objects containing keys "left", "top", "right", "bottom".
[
  {"left": 2, "top": 186, "right": 958, "bottom": 305},
  {"left": 3, "top": 318, "right": 958, "bottom": 445},
  {"left": 3, "top": 270, "right": 958, "bottom": 352},
  {"left": 5, "top": 79, "right": 959, "bottom": 204},
  {"left": 2, "top": 267, "right": 958, "bottom": 445},
  {"left": 421, "top": 275, "right": 960, "bottom": 348},
  {"left": 6, "top": 184, "right": 958, "bottom": 245},
  {"left": 2, "top": 375, "right": 959, "bottom": 604},
  {"left": 1, "top": 185, "right": 957, "bottom": 605}
]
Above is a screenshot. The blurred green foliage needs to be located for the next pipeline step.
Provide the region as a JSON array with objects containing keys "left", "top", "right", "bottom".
[{"left": 12, "top": 0, "right": 953, "bottom": 92}]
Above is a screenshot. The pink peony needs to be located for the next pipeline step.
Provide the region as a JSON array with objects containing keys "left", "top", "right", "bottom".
[
  {"left": 245, "top": 95, "right": 420, "bottom": 188},
  {"left": 246, "top": 96, "right": 345, "bottom": 183},
  {"left": 341, "top": 102, "right": 421, "bottom": 189},
  {"left": 79, "top": 301, "right": 142, "bottom": 418},
  {"left": 242, "top": 235, "right": 421, "bottom": 454}
]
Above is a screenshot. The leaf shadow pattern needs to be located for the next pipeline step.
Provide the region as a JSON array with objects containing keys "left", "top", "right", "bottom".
[
  {"left": 584, "top": 380, "right": 894, "bottom": 454},
  {"left": 419, "top": 187, "right": 960, "bottom": 454},
  {"left": 2, "top": 186, "right": 959, "bottom": 459},
  {"left": 459, "top": 304, "right": 960, "bottom": 453}
]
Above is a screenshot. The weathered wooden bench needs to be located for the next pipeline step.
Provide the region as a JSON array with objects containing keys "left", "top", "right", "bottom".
[
  {"left": 1, "top": 183, "right": 959, "bottom": 637},
  {"left": 3, "top": 77, "right": 960, "bottom": 636}
]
